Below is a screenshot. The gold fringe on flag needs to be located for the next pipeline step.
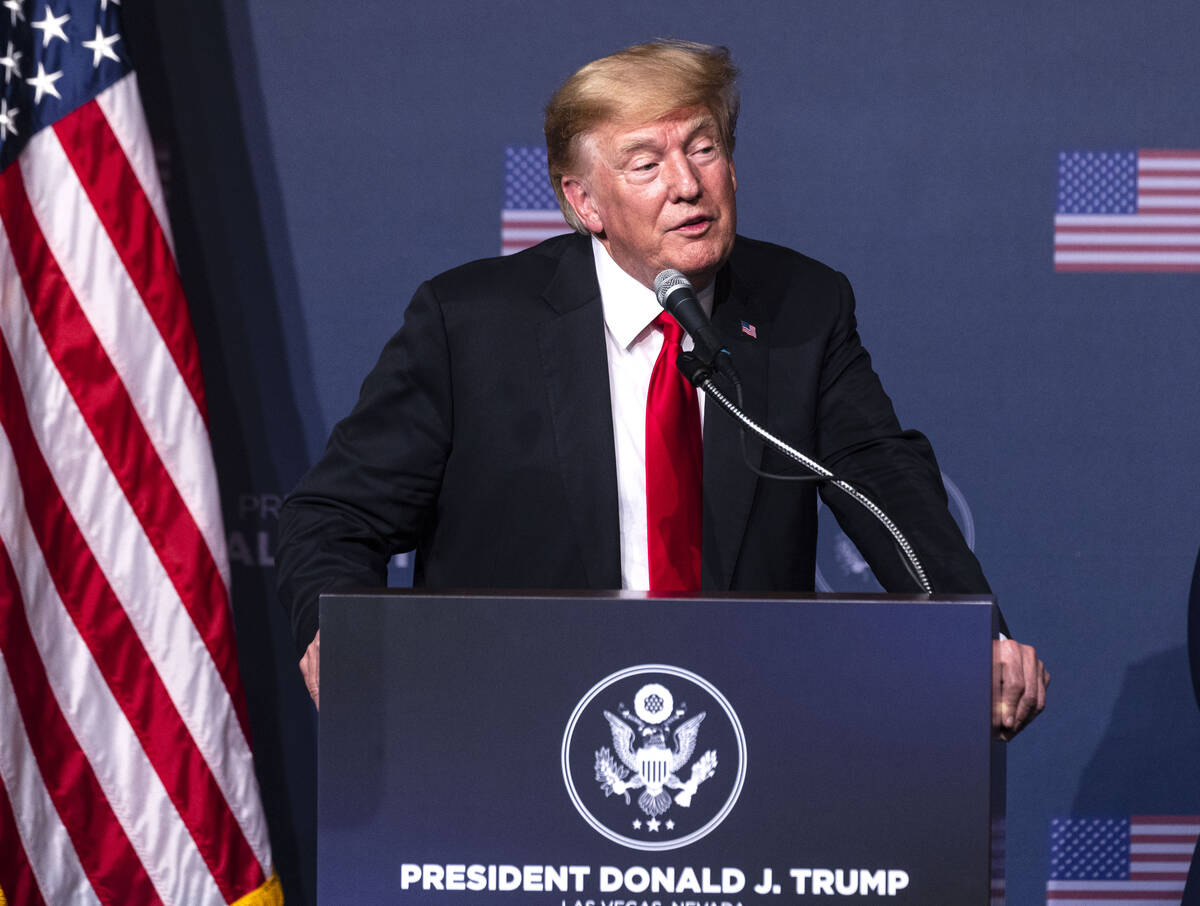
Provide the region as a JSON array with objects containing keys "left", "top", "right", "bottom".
[{"left": 231, "top": 872, "right": 285, "bottom": 906}]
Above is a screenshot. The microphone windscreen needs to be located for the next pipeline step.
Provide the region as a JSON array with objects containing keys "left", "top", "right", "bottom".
[{"left": 654, "top": 269, "right": 692, "bottom": 309}]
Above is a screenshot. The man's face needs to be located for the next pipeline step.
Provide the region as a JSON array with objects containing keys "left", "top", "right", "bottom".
[{"left": 562, "top": 107, "right": 737, "bottom": 291}]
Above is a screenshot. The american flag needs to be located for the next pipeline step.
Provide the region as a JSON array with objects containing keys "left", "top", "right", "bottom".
[
  {"left": 0, "top": 2, "right": 278, "bottom": 904},
  {"left": 1054, "top": 150, "right": 1200, "bottom": 272},
  {"left": 1045, "top": 815, "right": 1200, "bottom": 904},
  {"left": 500, "top": 145, "right": 572, "bottom": 255}
]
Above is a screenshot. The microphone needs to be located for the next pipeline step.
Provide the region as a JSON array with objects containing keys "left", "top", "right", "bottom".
[{"left": 653, "top": 269, "right": 732, "bottom": 371}]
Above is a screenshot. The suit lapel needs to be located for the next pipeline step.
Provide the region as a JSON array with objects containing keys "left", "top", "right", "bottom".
[
  {"left": 701, "top": 265, "right": 767, "bottom": 590},
  {"left": 535, "top": 238, "right": 622, "bottom": 589}
]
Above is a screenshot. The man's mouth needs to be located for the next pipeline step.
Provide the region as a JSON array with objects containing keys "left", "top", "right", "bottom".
[{"left": 672, "top": 215, "right": 712, "bottom": 234}]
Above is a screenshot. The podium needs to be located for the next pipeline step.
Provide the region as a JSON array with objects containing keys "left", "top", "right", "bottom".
[{"left": 318, "top": 591, "right": 1005, "bottom": 904}]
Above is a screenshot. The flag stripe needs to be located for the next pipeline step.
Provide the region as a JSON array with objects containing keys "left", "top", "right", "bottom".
[
  {"left": 1137, "top": 180, "right": 1200, "bottom": 190},
  {"left": 1054, "top": 263, "right": 1200, "bottom": 272},
  {"left": 1134, "top": 859, "right": 1197, "bottom": 867},
  {"left": 1048, "top": 898, "right": 1183, "bottom": 903},
  {"left": 0, "top": 712, "right": 51, "bottom": 906},
  {"left": 1140, "top": 167, "right": 1200, "bottom": 174},
  {"left": 0, "top": 541, "right": 160, "bottom": 905},
  {"left": 1139, "top": 154, "right": 1200, "bottom": 169},
  {"left": 1132, "top": 873, "right": 1193, "bottom": 880},
  {"left": 501, "top": 225, "right": 572, "bottom": 240},
  {"left": 1048, "top": 882, "right": 1187, "bottom": 891},
  {"left": 1136, "top": 204, "right": 1200, "bottom": 213},
  {"left": 1054, "top": 251, "right": 1200, "bottom": 263},
  {"left": 503, "top": 242, "right": 558, "bottom": 254},
  {"left": 1049, "top": 893, "right": 1185, "bottom": 900},
  {"left": 52, "top": 99, "right": 208, "bottom": 426},
  {"left": 1137, "top": 178, "right": 1200, "bottom": 189},
  {"left": 93, "top": 73, "right": 175, "bottom": 256},
  {"left": 0, "top": 296, "right": 263, "bottom": 899},
  {"left": 501, "top": 210, "right": 572, "bottom": 223},
  {"left": 1132, "top": 843, "right": 1198, "bottom": 854},
  {"left": 0, "top": 160, "right": 252, "bottom": 746},
  {"left": 23, "top": 115, "right": 227, "bottom": 592},
  {"left": 1055, "top": 233, "right": 1200, "bottom": 245},
  {"left": 1055, "top": 256, "right": 1200, "bottom": 265},
  {"left": 1138, "top": 150, "right": 1200, "bottom": 158},
  {"left": 1056, "top": 245, "right": 1200, "bottom": 253},
  {"left": 1055, "top": 215, "right": 1200, "bottom": 227}
]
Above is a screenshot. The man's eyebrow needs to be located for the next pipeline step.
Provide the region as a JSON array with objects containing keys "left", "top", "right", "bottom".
[
  {"left": 614, "top": 115, "right": 719, "bottom": 159},
  {"left": 681, "top": 115, "right": 718, "bottom": 140},
  {"left": 615, "top": 136, "right": 662, "bottom": 157}
]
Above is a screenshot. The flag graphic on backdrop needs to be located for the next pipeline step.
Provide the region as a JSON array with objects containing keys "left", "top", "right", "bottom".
[
  {"left": 0, "top": 1, "right": 279, "bottom": 903},
  {"left": 1054, "top": 150, "right": 1200, "bottom": 272},
  {"left": 991, "top": 815, "right": 1006, "bottom": 906},
  {"left": 1045, "top": 815, "right": 1199, "bottom": 904},
  {"left": 500, "top": 145, "right": 572, "bottom": 255}
]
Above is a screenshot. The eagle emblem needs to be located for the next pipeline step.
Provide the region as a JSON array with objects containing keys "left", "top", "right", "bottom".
[{"left": 593, "top": 682, "right": 717, "bottom": 817}]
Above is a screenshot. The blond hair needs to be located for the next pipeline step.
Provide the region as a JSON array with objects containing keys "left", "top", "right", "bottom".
[{"left": 544, "top": 40, "right": 740, "bottom": 233}]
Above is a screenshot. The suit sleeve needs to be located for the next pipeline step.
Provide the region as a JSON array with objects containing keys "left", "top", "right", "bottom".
[
  {"left": 814, "top": 271, "right": 993, "bottom": 601},
  {"left": 276, "top": 281, "right": 453, "bottom": 657}
]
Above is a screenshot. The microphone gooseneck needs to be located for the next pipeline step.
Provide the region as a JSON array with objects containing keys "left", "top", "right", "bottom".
[
  {"left": 682, "top": 361, "right": 933, "bottom": 595},
  {"left": 659, "top": 268, "right": 934, "bottom": 595}
]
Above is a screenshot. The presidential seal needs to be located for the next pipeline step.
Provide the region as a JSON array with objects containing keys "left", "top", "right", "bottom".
[{"left": 562, "top": 665, "right": 746, "bottom": 851}]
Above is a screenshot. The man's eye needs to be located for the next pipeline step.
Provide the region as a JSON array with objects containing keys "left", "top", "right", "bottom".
[{"left": 635, "top": 162, "right": 657, "bottom": 172}]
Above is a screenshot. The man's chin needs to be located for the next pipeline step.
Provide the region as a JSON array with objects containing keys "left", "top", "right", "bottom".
[
  {"left": 664, "top": 237, "right": 733, "bottom": 286},
  {"left": 665, "top": 253, "right": 728, "bottom": 290}
]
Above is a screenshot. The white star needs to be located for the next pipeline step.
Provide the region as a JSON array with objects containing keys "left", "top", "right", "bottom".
[
  {"left": 631, "top": 819, "right": 641, "bottom": 830},
  {"left": 0, "top": 41, "right": 21, "bottom": 84},
  {"left": 81, "top": 24, "right": 120, "bottom": 67},
  {"left": 32, "top": 6, "right": 70, "bottom": 48},
  {"left": 647, "top": 817, "right": 661, "bottom": 832},
  {"left": 0, "top": 98, "right": 18, "bottom": 139},
  {"left": 665, "top": 819, "right": 675, "bottom": 830},
  {"left": 27, "top": 62, "right": 63, "bottom": 104},
  {"left": 3, "top": 0, "right": 23, "bottom": 27}
]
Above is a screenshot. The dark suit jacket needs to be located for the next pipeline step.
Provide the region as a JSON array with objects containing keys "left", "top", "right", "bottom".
[{"left": 277, "top": 233, "right": 989, "bottom": 656}]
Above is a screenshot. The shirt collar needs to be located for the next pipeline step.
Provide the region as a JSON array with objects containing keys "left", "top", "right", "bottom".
[{"left": 592, "top": 235, "right": 714, "bottom": 350}]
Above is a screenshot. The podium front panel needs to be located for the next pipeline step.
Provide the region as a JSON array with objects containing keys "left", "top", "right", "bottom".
[{"left": 319, "top": 592, "right": 1003, "bottom": 904}]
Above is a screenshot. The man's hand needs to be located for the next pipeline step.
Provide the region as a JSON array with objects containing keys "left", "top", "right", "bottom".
[
  {"left": 300, "top": 629, "right": 320, "bottom": 710},
  {"left": 992, "top": 638, "right": 1048, "bottom": 740}
]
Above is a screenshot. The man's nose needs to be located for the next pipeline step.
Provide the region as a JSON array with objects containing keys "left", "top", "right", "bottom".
[{"left": 664, "top": 153, "right": 701, "bottom": 202}]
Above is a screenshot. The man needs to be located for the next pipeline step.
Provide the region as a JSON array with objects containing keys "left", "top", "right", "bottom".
[{"left": 277, "top": 40, "right": 1047, "bottom": 738}]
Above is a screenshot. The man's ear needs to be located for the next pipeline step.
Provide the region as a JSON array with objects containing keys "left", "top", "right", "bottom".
[{"left": 561, "top": 176, "right": 604, "bottom": 234}]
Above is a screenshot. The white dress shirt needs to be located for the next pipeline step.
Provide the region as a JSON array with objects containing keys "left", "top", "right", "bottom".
[{"left": 592, "top": 236, "right": 713, "bottom": 591}]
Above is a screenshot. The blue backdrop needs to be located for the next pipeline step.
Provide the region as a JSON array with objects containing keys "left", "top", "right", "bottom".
[{"left": 127, "top": 1, "right": 1200, "bottom": 903}]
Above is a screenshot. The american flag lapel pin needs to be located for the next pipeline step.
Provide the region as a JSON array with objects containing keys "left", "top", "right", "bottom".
[{"left": 740, "top": 320, "right": 758, "bottom": 339}]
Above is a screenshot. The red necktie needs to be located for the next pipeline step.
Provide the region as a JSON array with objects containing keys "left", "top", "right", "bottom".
[{"left": 646, "top": 313, "right": 702, "bottom": 591}]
